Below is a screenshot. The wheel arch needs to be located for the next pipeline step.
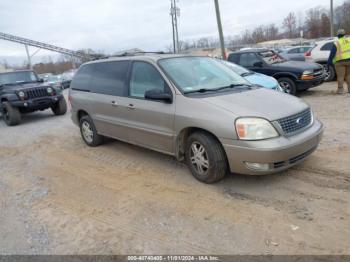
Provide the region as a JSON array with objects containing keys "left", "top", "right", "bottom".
[
  {"left": 175, "top": 126, "right": 226, "bottom": 161},
  {"left": 273, "top": 72, "right": 298, "bottom": 81},
  {"left": 77, "top": 109, "right": 89, "bottom": 121},
  {"left": 1, "top": 97, "right": 8, "bottom": 103}
]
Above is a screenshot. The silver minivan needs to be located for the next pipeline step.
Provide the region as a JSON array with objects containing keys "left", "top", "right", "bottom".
[{"left": 69, "top": 54, "right": 323, "bottom": 183}]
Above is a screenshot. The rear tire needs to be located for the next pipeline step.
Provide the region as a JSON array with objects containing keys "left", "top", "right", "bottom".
[
  {"left": 51, "top": 98, "right": 67, "bottom": 115},
  {"left": 185, "top": 132, "right": 228, "bottom": 184},
  {"left": 2, "top": 102, "right": 21, "bottom": 126},
  {"left": 79, "top": 115, "right": 104, "bottom": 147},
  {"left": 278, "top": 77, "right": 297, "bottom": 95}
]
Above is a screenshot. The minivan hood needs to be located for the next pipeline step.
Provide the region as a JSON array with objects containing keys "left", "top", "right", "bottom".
[
  {"left": 202, "top": 88, "right": 308, "bottom": 121},
  {"left": 272, "top": 61, "right": 322, "bottom": 72}
]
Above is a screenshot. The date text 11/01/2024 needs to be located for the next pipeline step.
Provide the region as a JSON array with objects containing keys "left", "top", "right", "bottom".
[{"left": 127, "top": 255, "right": 219, "bottom": 261}]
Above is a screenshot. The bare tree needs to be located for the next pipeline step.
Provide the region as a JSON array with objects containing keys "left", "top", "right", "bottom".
[
  {"left": 320, "top": 13, "right": 331, "bottom": 37},
  {"left": 334, "top": 0, "right": 350, "bottom": 33},
  {"left": 305, "top": 7, "right": 323, "bottom": 38},
  {"left": 283, "top": 12, "right": 297, "bottom": 38}
]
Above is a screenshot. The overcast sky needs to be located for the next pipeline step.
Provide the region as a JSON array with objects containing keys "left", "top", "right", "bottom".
[{"left": 0, "top": 0, "right": 344, "bottom": 64}]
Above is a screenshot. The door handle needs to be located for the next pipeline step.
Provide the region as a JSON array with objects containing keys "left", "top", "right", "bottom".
[
  {"left": 127, "top": 104, "right": 136, "bottom": 110},
  {"left": 111, "top": 101, "right": 118, "bottom": 107}
]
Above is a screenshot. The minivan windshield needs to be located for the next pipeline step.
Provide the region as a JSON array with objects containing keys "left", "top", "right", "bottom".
[
  {"left": 0, "top": 71, "right": 38, "bottom": 86},
  {"left": 158, "top": 57, "right": 251, "bottom": 94},
  {"left": 219, "top": 60, "right": 253, "bottom": 76}
]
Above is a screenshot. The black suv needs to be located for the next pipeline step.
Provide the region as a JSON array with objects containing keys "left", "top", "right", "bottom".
[
  {"left": 0, "top": 70, "right": 67, "bottom": 126},
  {"left": 228, "top": 49, "right": 325, "bottom": 95}
]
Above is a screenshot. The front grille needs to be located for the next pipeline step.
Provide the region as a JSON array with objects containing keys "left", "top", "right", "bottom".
[
  {"left": 277, "top": 108, "right": 312, "bottom": 135},
  {"left": 274, "top": 161, "right": 285, "bottom": 169},
  {"left": 25, "top": 88, "right": 49, "bottom": 99},
  {"left": 273, "top": 147, "right": 316, "bottom": 169},
  {"left": 289, "top": 147, "right": 316, "bottom": 164}
]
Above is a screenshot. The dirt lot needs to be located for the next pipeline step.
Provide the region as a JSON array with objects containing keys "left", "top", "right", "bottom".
[{"left": 0, "top": 82, "right": 349, "bottom": 255}]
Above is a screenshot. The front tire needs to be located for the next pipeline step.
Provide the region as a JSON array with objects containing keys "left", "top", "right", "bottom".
[
  {"left": 185, "top": 132, "right": 228, "bottom": 184},
  {"left": 323, "top": 64, "right": 336, "bottom": 82},
  {"left": 278, "top": 77, "right": 297, "bottom": 95},
  {"left": 51, "top": 98, "right": 67, "bottom": 115},
  {"left": 2, "top": 102, "right": 21, "bottom": 126},
  {"left": 79, "top": 115, "right": 103, "bottom": 147}
]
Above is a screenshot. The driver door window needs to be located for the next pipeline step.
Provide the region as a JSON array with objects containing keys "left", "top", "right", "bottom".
[
  {"left": 130, "top": 62, "right": 167, "bottom": 99},
  {"left": 239, "top": 53, "right": 261, "bottom": 67}
]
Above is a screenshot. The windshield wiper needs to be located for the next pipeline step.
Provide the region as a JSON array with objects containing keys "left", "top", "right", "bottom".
[
  {"left": 184, "top": 88, "right": 215, "bottom": 94},
  {"left": 214, "top": 83, "right": 252, "bottom": 91},
  {"left": 184, "top": 84, "right": 252, "bottom": 94}
]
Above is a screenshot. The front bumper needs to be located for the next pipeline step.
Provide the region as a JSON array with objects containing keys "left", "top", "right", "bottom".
[
  {"left": 221, "top": 119, "right": 324, "bottom": 175},
  {"left": 296, "top": 75, "right": 325, "bottom": 90},
  {"left": 10, "top": 95, "right": 64, "bottom": 110}
]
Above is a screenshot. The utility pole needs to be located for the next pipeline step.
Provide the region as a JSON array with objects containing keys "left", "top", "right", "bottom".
[
  {"left": 170, "top": 0, "right": 176, "bottom": 53},
  {"left": 174, "top": 0, "right": 180, "bottom": 52},
  {"left": 330, "top": 0, "right": 334, "bottom": 37},
  {"left": 170, "top": 0, "right": 180, "bottom": 53},
  {"left": 214, "top": 0, "right": 226, "bottom": 59}
]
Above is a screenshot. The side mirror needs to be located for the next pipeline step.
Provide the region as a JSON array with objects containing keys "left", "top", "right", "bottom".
[
  {"left": 253, "top": 61, "right": 264, "bottom": 67},
  {"left": 38, "top": 78, "right": 44, "bottom": 83},
  {"left": 145, "top": 89, "right": 172, "bottom": 103}
]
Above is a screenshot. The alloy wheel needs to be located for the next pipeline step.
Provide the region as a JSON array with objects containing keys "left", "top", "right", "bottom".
[
  {"left": 279, "top": 81, "right": 291, "bottom": 94},
  {"left": 81, "top": 121, "right": 94, "bottom": 143},
  {"left": 323, "top": 66, "right": 332, "bottom": 81},
  {"left": 190, "top": 142, "right": 209, "bottom": 175}
]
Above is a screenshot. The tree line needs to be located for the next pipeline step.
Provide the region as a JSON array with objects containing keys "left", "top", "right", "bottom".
[{"left": 172, "top": 0, "right": 350, "bottom": 50}]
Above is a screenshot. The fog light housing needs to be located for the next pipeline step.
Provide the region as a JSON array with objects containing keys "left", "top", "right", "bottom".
[{"left": 244, "top": 162, "right": 270, "bottom": 171}]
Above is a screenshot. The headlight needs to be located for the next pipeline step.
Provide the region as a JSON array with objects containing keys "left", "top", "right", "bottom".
[
  {"left": 301, "top": 70, "right": 314, "bottom": 80},
  {"left": 235, "top": 118, "right": 279, "bottom": 140},
  {"left": 18, "top": 91, "right": 26, "bottom": 98},
  {"left": 303, "top": 70, "right": 313, "bottom": 75},
  {"left": 47, "top": 87, "right": 54, "bottom": 94}
]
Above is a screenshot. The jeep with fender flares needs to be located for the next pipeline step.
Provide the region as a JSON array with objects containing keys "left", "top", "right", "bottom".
[{"left": 0, "top": 70, "right": 67, "bottom": 126}]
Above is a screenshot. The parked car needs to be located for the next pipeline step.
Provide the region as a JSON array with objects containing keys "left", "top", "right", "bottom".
[
  {"left": 220, "top": 60, "right": 283, "bottom": 92},
  {"left": 0, "top": 70, "right": 67, "bottom": 126},
  {"left": 69, "top": 54, "right": 323, "bottom": 184},
  {"left": 305, "top": 38, "right": 337, "bottom": 82},
  {"left": 38, "top": 73, "right": 53, "bottom": 80},
  {"left": 279, "top": 46, "right": 313, "bottom": 61},
  {"left": 228, "top": 49, "right": 325, "bottom": 95},
  {"left": 44, "top": 75, "right": 71, "bottom": 90}
]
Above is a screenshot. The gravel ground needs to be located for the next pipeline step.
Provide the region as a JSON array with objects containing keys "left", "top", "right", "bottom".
[{"left": 0, "top": 82, "right": 349, "bottom": 255}]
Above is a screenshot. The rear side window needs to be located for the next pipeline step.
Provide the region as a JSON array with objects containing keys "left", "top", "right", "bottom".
[
  {"left": 239, "top": 53, "right": 261, "bottom": 67},
  {"left": 301, "top": 46, "right": 311, "bottom": 52},
  {"left": 227, "top": 53, "right": 239, "bottom": 63},
  {"left": 129, "top": 61, "right": 167, "bottom": 98},
  {"left": 288, "top": 48, "right": 300, "bottom": 54},
  {"left": 89, "top": 61, "right": 130, "bottom": 96},
  {"left": 321, "top": 42, "right": 334, "bottom": 51},
  {"left": 70, "top": 65, "right": 93, "bottom": 91}
]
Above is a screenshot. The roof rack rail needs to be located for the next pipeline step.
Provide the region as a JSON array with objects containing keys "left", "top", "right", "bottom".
[{"left": 93, "top": 51, "right": 174, "bottom": 60}]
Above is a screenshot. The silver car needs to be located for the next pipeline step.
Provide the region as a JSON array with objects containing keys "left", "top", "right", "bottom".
[{"left": 69, "top": 54, "right": 324, "bottom": 183}]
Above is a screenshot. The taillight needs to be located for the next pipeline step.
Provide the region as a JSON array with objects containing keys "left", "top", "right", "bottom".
[{"left": 305, "top": 50, "right": 311, "bottom": 57}]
